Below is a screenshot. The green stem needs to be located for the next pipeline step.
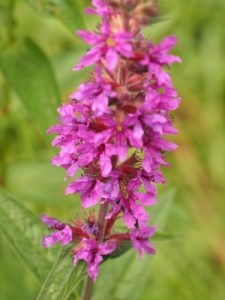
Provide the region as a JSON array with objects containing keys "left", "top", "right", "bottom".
[
  {"left": 1, "top": 0, "right": 15, "bottom": 114},
  {"left": 81, "top": 203, "right": 109, "bottom": 300},
  {"left": 0, "top": 77, "right": 11, "bottom": 187},
  {"left": 5, "top": 0, "right": 16, "bottom": 44},
  {"left": 0, "top": 0, "right": 16, "bottom": 186},
  {"left": 1, "top": 79, "right": 10, "bottom": 116}
]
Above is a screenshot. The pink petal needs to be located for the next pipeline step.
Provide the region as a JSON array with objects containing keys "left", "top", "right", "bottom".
[
  {"left": 105, "top": 48, "right": 118, "bottom": 71},
  {"left": 100, "top": 153, "right": 112, "bottom": 177}
]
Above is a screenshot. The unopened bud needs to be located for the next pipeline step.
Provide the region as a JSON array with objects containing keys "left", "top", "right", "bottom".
[
  {"left": 107, "top": 0, "right": 120, "bottom": 9},
  {"left": 134, "top": 0, "right": 159, "bottom": 26},
  {"left": 123, "top": 0, "right": 139, "bottom": 9}
]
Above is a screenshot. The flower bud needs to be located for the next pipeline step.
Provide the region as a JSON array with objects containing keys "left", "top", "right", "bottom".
[
  {"left": 107, "top": 0, "right": 120, "bottom": 9},
  {"left": 133, "top": 0, "right": 159, "bottom": 26},
  {"left": 123, "top": 0, "right": 139, "bottom": 9}
]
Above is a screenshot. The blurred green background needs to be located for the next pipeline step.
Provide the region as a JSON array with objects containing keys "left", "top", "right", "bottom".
[{"left": 0, "top": 0, "right": 225, "bottom": 299}]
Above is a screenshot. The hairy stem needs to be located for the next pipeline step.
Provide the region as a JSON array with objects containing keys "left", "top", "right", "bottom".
[{"left": 81, "top": 203, "right": 109, "bottom": 300}]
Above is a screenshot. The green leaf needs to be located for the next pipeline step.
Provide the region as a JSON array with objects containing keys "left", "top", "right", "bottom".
[
  {"left": 151, "top": 188, "right": 175, "bottom": 228},
  {"left": 0, "top": 0, "right": 15, "bottom": 45},
  {"left": 110, "top": 241, "right": 132, "bottom": 259},
  {"left": 0, "top": 189, "right": 83, "bottom": 300},
  {"left": 0, "top": 39, "right": 60, "bottom": 139},
  {"left": 149, "top": 16, "right": 170, "bottom": 25},
  {"left": 93, "top": 189, "right": 175, "bottom": 300},
  {"left": 152, "top": 231, "right": 179, "bottom": 242},
  {"left": 37, "top": 246, "right": 86, "bottom": 300},
  {"left": 25, "top": 0, "right": 85, "bottom": 31},
  {"left": 0, "top": 189, "right": 55, "bottom": 281}
]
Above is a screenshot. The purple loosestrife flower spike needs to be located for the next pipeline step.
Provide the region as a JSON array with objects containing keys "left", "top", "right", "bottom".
[{"left": 42, "top": 0, "right": 181, "bottom": 283}]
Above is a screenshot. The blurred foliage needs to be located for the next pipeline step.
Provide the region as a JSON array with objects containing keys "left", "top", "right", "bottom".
[{"left": 0, "top": 0, "right": 225, "bottom": 299}]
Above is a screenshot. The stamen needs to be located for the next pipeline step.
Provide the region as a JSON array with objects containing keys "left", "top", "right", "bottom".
[
  {"left": 74, "top": 111, "right": 81, "bottom": 118},
  {"left": 119, "top": 181, "right": 129, "bottom": 199},
  {"left": 107, "top": 37, "right": 116, "bottom": 47},
  {"left": 117, "top": 124, "right": 123, "bottom": 131}
]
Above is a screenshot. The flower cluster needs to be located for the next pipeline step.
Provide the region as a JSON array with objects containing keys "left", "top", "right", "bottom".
[
  {"left": 42, "top": 213, "right": 118, "bottom": 281},
  {"left": 42, "top": 0, "right": 181, "bottom": 282}
]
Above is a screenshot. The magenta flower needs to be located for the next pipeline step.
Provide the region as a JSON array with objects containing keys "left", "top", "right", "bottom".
[
  {"left": 107, "top": 175, "right": 156, "bottom": 228},
  {"left": 47, "top": 102, "right": 97, "bottom": 179},
  {"left": 150, "top": 36, "right": 182, "bottom": 65},
  {"left": 130, "top": 226, "right": 157, "bottom": 256},
  {"left": 65, "top": 176, "right": 105, "bottom": 208},
  {"left": 41, "top": 214, "right": 64, "bottom": 229},
  {"left": 43, "top": 225, "right": 73, "bottom": 248},
  {"left": 74, "top": 21, "right": 133, "bottom": 71},
  {"left": 41, "top": 215, "right": 73, "bottom": 248},
  {"left": 93, "top": 114, "right": 146, "bottom": 176},
  {"left": 70, "top": 67, "right": 116, "bottom": 116},
  {"left": 73, "top": 239, "right": 117, "bottom": 281},
  {"left": 85, "top": 0, "right": 112, "bottom": 16}
]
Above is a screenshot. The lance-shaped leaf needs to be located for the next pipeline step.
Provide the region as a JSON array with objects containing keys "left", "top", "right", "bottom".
[
  {"left": 37, "top": 246, "right": 86, "bottom": 300},
  {"left": 0, "top": 39, "right": 60, "bottom": 140},
  {"left": 152, "top": 231, "right": 179, "bottom": 242},
  {"left": 110, "top": 241, "right": 132, "bottom": 259},
  {"left": 93, "top": 189, "right": 176, "bottom": 300},
  {"left": 25, "top": 0, "right": 85, "bottom": 31},
  {"left": 0, "top": 189, "right": 55, "bottom": 281},
  {"left": 151, "top": 188, "right": 175, "bottom": 228},
  {"left": 0, "top": 189, "right": 83, "bottom": 300}
]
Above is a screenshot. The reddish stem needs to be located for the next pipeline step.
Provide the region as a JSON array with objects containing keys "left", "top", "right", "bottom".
[{"left": 81, "top": 203, "right": 109, "bottom": 300}]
